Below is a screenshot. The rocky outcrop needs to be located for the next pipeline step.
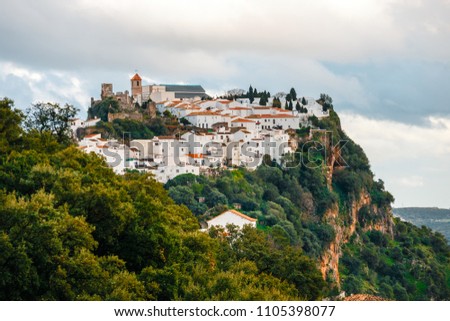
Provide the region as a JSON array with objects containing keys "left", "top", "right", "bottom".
[
  {"left": 320, "top": 192, "right": 394, "bottom": 287},
  {"left": 344, "top": 294, "right": 388, "bottom": 301},
  {"left": 318, "top": 135, "right": 394, "bottom": 287}
]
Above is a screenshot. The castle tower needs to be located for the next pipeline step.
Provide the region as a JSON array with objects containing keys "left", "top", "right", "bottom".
[
  {"left": 131, "top": 73, "right": 142, "bottom": 103},
  {"left": 101, "top": 83, "right": 113, "bottom": 100}
]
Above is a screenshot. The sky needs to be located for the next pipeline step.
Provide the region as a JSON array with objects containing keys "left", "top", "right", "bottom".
[{"left": 1, "top": 0, "right": 449, "bottom": 208}]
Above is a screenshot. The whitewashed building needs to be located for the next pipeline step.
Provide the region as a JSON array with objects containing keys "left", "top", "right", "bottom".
[{"left": 206, "top": 209, "right": 257, "bottom": 230}]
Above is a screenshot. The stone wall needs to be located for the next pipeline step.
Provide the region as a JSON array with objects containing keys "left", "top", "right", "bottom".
[{"left": 108, "top": 112, "right": 144, "bottom": 122}]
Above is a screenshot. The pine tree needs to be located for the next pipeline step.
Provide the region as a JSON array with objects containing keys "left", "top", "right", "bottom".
[
  {"left": 288, "top": 101, "right": 293, "bottom": 110},
  {"left": 248, "top": 85, "right": 254, "bottom": 103},
  {"left": 290, "top": 88, "right": 297, "bottom": 101},
  {"left": 260, "top": 93, "right": 267, "bottom": 106},
  {"left": 272, "top": 97, "right": 281, "bottom": 108},
  {"left": 295, "top": 101, "right": 301, "bottom": 112},
  {"left": 302, "top": 97, "right": 307, "bottom": 105}
]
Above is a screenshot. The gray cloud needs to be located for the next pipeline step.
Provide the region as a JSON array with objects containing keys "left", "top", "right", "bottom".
[{"left": 1, "top": 0, "right": 450, "bottom": 208}]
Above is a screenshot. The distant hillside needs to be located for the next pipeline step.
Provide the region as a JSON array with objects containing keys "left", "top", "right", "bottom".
[{"left": 393, "top": 207, "right": 450, "bottom": 242}]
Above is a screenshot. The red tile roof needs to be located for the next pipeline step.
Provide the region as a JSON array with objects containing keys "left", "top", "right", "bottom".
[
  {"left": 231, "top": 118, "right": 255, "bottom": 123},
  {"left": 131, "top": 73, "right": 142, "bottom": 81},
  {"left": 209, "top": 209, "right": 257, "bottom": 223},
  {"left": 229, "top": 107, "right": 252, "bottom": 110},
  {"left": 186, "top": 153, "right": 204, "bottom": 159},
  {"left": 246, "top": 114, "right": 296, "bottom": 119},
  {"left": 186, "top": 111, "right": 222, "bottom": 116}
]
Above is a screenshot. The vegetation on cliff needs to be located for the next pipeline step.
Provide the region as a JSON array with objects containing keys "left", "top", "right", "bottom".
[
  {"left": 393, "top": 207, "right": 450, "bottom": 243},
  {"left": 166, "top": 109, "right": 449, "bottom": 300}
]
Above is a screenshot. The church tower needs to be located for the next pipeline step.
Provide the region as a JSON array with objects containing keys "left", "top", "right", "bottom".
[{"left": 131, "top": 73, "right": 142, "bottom": 103}]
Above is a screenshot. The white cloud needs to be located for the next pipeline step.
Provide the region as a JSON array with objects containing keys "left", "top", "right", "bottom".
[
  {"left": 0, "top": 62, "right": 90, "bottom": 111},
  {"left": 1, "top": 62, "right": 43, "bottom": 83},
  {"left": 396, "top": 176, "right": 424, "bottom": 188},
  {"left": 340, "top": 112, "right": 450, "bottom": 207},
  {"left": 340, "top": 112, "right": 450, "bottom": 163}
]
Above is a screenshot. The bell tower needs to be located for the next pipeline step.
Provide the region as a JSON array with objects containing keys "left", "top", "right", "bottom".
[{"left": 131, "top": 72, "right": 142, "bottom": 101}]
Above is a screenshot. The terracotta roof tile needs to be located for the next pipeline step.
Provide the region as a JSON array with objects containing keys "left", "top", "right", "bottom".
[
  {"left": 246, "top": 114, "right": 297, "bottom": 119},
  {"left": 186, "top": 153, "right": 204, "bottom": 159},
  {"left": 210, "top": 209, "right": 257, "bottom": 223},
  {"left": 131, "top": 73, "right": 142, "bottom": 81},
  {"left": 231, "top": 118, "right": 255, "bottom": 123}
]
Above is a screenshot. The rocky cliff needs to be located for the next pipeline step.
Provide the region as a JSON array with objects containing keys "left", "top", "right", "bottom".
[{"left": 318, "top": 116, "right": 394, "bottom": 287}]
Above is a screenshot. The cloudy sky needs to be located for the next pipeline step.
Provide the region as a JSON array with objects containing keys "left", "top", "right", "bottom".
[{"left": 1, "top": 0, "right": 449, "bottom": 208}]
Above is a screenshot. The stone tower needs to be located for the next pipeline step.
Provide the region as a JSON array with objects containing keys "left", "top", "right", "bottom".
[
  {"left": 101, "top": 83, "right": 113, "bottom": 100},
  {"left": 131, "top": 73, "right": 142, "bottom": 102}
]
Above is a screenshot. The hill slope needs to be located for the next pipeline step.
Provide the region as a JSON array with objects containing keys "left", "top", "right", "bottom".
[
  {"left": 1, "top": 97, "right": 449, "bottom": 300},
  {"left": 393, "top": 207, "right": 450, "bottom": 242},
  {"left": 166, "top": 109, "right": 450, "bottom": 300}
]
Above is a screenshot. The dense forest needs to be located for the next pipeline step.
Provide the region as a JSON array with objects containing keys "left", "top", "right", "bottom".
[{"left": 1, "top": 97, "right": 449, "bottom": 300}]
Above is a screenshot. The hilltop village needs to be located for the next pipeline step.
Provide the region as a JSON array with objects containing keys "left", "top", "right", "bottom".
[{"left": 71, "top": 73, "right": 330, "bottom": 182}]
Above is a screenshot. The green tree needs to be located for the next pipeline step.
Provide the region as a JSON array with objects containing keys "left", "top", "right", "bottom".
[
  {"left": 180, "top": 117, "right": 191, "bottom": 126},
  {"left": 24, "top": 102, "right": 78, "bottom": 144},
  {"left": 0, "top": 98, "right": 23, "bottom": 154},
  {"left": 319, "top": 93, "right": 333, "bottom": 111},
  {"left": 248, "top": 85, "right": 254, "bottom": 103},
  {"left": 259, "top": 93, "right": 268, "bottom": 106},
  {"left": 272, "top": 97, "right": 281, "bottom": 108},
  {"left": 290, "top": 88, "right": 297, "bottom": 101},
  {"left": 88, "top": 97, "right": 120, "bottom": 121},
  {"left": 288, "top": 100, "right": 293, "bottom": 110}
]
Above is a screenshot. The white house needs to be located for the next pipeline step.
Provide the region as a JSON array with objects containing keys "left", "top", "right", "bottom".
[
  {"left": 70, "top": 117, "right": 100, "bottom": 137},
  {"left": 228, "top": 107, "right": 253, "bottom": 117},
  {"left": 206, "top": 209, "right": 257, "bottom": 230},
  {"left": 231, "top": 117, "right": 257, "bottom": 131},
  {"left": 246, "top": 113, "right": 299, "bottom": 130},
  {"left": 149, "top": 163, "right": 200, "bottom": 183},
  {"left": 184, "top": 111, "right": 231, "bottom": 129},
  {"left": 150, "top": 136, "right": 189, "bottom": 166}
]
